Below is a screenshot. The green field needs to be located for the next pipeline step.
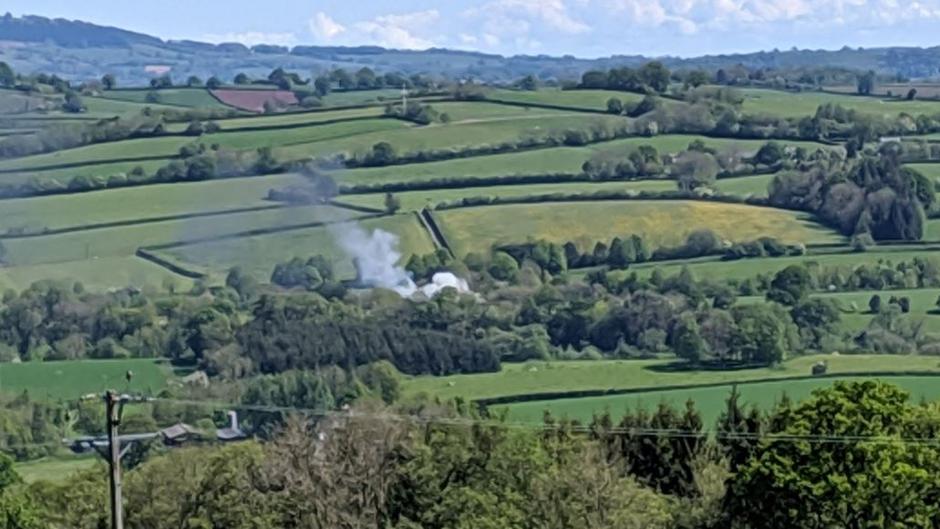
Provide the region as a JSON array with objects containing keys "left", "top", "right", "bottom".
[
  {"left": 499, "top": 375, "right": 940, "bottom": 426},
  {"left": 0, "top": 256, "right": 196, "bottom": 292},
  {"left": 0, "top": 159, "right": 170, "bottom": 186},
  {"left": 320, "top": 88, "right": 407, "bottom": 106},
  {"left": 0, "top": 358, "right": 171, "bottom": 399},
  {"left": 432, "top": 200, "right": 842, "bottom": 257},
  {"left": 714, "top": 173, "right": 775, "bottom": 196},
  {"left": 157, "top": 213, "right": 437, "bottom": 280},
  {"left": 766, "top": 287, "right": 940, "bottom": 334},
  {"left": 165, "top": 106, "right": 385, "bottom": 132},
  {"left": 614, "top": 247, "right": 940, "bottom": 283},
  {"left": 487, "top": 88, "right": 650, "bottom": 111},
  {"left": 0, "top": 173, "right": 309, "bottom": 234},
  {"left": 0, "top": 119, "right": 411, "bottom": 176},
  {"left": 909, "top": 163, "right": 940, "bottom": 179},
  {"left": 14, "top": 455, "right": 100, "bottom": 484},
  {"left": 80, "top": 96, "right": 183, "bottom": 115},
  {"left": 13, "top": 454, "right": 101, "bottom": 483},
  {"left": 336, "top": 136, "right": 828, "bottom": 187},
  {"left": 738, "top": 87, "right": 940, "bottom": 119},
  {"left": 97, "top": 88, "right": 230, "bottom": 109},
  {"left": 402, "top": 354, "right": 940, "bottom": 401},
  {"left": 0, "top": 204, "right": 359, "bottom": 267},
  {"left": 342, "top": 181, "right": 677, "bottom": 211}
]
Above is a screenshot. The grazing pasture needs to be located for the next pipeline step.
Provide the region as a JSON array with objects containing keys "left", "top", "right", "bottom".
[
  {"left": 499, "top": 375, "right": 940, "bottom": 426},
  {"left": 0, "top": 358, "right": 171, "bottom": 399},
  {"left": 402, "top": 354, "right": 940, "bottom": 401},
  {"left": 738, "top": 87, "right": 940, "bottom": 119}
]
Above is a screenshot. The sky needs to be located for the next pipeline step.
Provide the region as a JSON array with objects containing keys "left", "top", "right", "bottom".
[{"left": 8, "top": 0, "right": 940, "bottom": 58}]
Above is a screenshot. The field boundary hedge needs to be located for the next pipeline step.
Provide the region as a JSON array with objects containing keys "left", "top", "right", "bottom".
[
  {"left": 138, "top": 212, "right": 384, "bottom": 252},
  {"left": 0, "top": 204, "right": 286, "bottom": 239},
  {"left": 0, "top": 154, "right": 174, "bottom": 175},
  {"left": 216, "top": 114, "right": 386, "bottom": 134},
  {"left": 483, "top": 97, "right": 611, "bottom": 115},
  {"left": 328, "top": 199, "right": 385, "bottom": 214},
  {"left": 135, "top": 249, "right": 206, "bottom": 279},
  {"left": 418, "top": 209, "right": 453, "bottom": 256},
  {"left": 429, "top": 190, "right": 775, "bottom": 211},
  {"left": 476, "top": 369, "right": 940, "bottom": 407}
]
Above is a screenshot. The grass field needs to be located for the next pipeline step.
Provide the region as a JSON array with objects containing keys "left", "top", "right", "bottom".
[
  {"left": 0, "top": 204, "right": 359, "bottom": 267},
  {"left": 81, "top": 96, "right": 183, "bottom": 115},
  {"left": 164, "top": 106, "right": 385, "bottom": 133},
  {"left": 432, "top": 200, "right": 842, "bottom": 257},
  {"left": 639, "top": 247, "right": 940, "bottom": 279},
  {"left": 0, "top": 119, "right": 411, "bottom": 177},
  {"left": 738, "top": 87, "right": 940, "bottom": 119},
  {"left": 342, "top": 181, "right": 677, "bottom": 211},
  {"left": 157, "top": 213, "right": 437, "bottom": 280},
  {"left": 766, "top": 287, "right": 940, "bottom": 334},
  {"left": 335, "top": 135, "right": 828, "bottom": 187},
  {"left": 714, "top": 173, "right": 775, "bottom": 196},
  {"left": 0, "top": 256, "right": 196, "bottom": 292},
  {"left": 0, "top": 159, "right": 170, "bottom": 187},
  {"left": 319, "top": 88, "right": 404, "bottom": 106},
  {"left": 909, "top": 163, "right": 940, "bottom": 178},
  {"left": 14, "top": 455, "right": 100, "bottom": 484},
  {"left": 0, "top": 174, "right": 309, "bottom": 234},
  {"left": 98, "top": 88, "right": 230, "bottom": 108},
  {"left": 499, "top": 375, "right": 940, "bottom": 426},
  {"left": 14, "top": 455, "right": 99, "bottom": 484},
  {"left": 274, "top": 114, "right": 632, "bottom": 161},
  {"left": 402, "top": 354, "right": 940, "bottom": 401},
  {"left": 0, "top": 358, "right": 172, "bottom": 399},
  {"left": 487, "top": 88, "right": 650, "bottom": 111}
]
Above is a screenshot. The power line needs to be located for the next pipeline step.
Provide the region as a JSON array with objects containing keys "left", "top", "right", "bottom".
[{"left": 146, "top": 396, "right": 940, "bottom": 447}]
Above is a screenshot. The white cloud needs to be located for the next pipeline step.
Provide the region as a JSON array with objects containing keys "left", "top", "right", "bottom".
[
  {"left": 308, "top": 12, "right": 346, "bottom": 42},
  {"left": 600, "top": 0, "right": 940, "bottom": 33},
  {"left": 201, "top": 31, "right": 297, "bottom": 47},
  {"left": 352, "top": 10, "right": 440, "bottom": 49},
  {"left": 466, "top": 0, "right": 589, "bottom": 34}
]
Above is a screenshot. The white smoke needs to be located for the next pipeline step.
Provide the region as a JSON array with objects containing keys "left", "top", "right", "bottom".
[
  {"left": 329, "top": 222, "right": 471, "bottom": 299},
  {"left": 418, "top": 272, "right": 471, "bottom": 298}
]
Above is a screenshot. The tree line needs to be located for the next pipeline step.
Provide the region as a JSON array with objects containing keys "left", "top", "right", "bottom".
[{"left": 5, "top": 380, "right": 940, "bottom": 528}]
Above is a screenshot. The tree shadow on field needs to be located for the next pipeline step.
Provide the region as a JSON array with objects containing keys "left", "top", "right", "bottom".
[{"left": 643, "top": 360, "right": 775, "bottom": 373}]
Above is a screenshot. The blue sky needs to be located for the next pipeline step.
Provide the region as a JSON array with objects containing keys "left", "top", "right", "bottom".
[{"left": 8, "top": 0, "right": 940, "bottom": 58}]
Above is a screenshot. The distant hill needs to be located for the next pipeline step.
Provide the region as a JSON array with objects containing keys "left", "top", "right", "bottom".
[
  {"left": 3, "top": 13, "right": 940, "bottom": 86},
  {"left": 0, "top": 13, "right": 162, "bottom": 47}
]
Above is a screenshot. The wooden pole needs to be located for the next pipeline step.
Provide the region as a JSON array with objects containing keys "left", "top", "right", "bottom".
[{"left": 105, "top": 391, "right": 124, "bottom": 529}]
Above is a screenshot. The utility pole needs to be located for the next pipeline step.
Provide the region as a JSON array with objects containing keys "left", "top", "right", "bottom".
[
  {"left": 401, "top": 83, "right": 407, "bottom": 112},
  {"left": 105, "top": 390, "right": 125, "bottom": 529}
]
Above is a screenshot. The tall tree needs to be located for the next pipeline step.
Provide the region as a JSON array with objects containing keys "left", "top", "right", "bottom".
[
  {"left": 730, "top": 381, "right": 940, "bottom": 528},
  {"left": 100, "top": 73, "right": 116, "bottom": 90}
]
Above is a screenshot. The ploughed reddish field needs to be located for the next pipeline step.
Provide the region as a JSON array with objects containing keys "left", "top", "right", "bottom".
[{"left": 210, "top": 89, "right": 298, "bottom": 112}]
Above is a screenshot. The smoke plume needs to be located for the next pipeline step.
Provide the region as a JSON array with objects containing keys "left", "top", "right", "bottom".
[{"left": 329, "top": 222, "right": 470, "bottom": 299}]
